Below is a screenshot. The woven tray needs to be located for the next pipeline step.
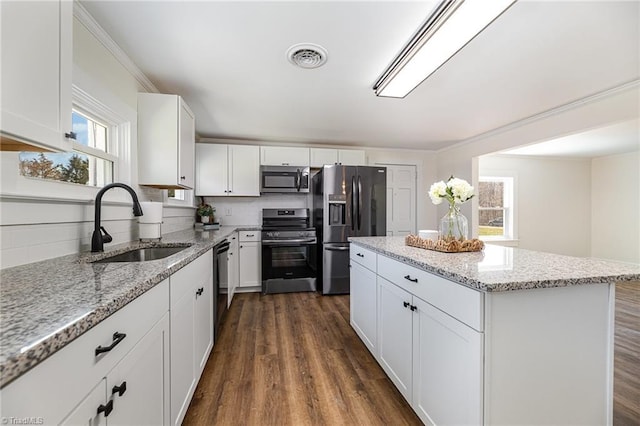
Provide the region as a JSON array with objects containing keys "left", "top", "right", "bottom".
[{"left": 405, "top": 234, "right": 484, "bottom": 253}]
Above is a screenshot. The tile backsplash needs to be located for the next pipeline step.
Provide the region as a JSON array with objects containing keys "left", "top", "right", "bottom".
[{"left": 205, "top": 193, "right": 310, "bottom": 225}]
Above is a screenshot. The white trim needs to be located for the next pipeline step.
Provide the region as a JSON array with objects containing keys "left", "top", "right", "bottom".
[
  {"left": 73, "top": 1, "right": 158, "bottom": 94},
  {"left": 439, "top": 79, "right": 640, "bottom": 154}
]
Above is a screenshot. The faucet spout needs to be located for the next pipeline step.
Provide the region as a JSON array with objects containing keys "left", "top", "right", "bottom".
[{"left": 91, "top": 183, "right": 144, "bottom": 252}]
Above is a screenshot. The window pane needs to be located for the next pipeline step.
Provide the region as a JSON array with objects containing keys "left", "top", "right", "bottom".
[
  {"left": 478, "top": 181, "right": 504, "bottom": 207},
  {"left": 479, "top": 209, "right": 504, "bottom": 236},
  {"left": 19, "top": 152, "right": 113, "bottom": 187},
  {"left": 72, "top": 110, "right": 108, "bottom": 152}
]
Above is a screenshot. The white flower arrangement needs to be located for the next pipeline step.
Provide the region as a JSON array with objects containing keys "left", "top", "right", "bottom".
[{"left": 429, "top": 176, "right": 474, "bottom": 207}]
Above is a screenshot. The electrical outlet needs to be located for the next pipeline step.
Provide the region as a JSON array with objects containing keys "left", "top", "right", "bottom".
[{"left": 225, "top": 207, "right": 232, "bottom": 216}]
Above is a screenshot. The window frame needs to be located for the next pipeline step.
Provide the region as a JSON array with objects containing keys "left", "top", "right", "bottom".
[{"left": 478, "top": 175, "right": 517, "bottom": 242}]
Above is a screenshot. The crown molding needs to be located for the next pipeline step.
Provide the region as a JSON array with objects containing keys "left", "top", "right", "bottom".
[
  {"left": 73, "top": 1, "right": 159, "bottom": 93},
  {"left": 438, "top": 79, "right": 640, "bottom": 154}
]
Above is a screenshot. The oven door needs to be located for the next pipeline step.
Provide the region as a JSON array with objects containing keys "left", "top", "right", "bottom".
[{"left": 261, "top": 238, "right": 317, "bottom": 293}]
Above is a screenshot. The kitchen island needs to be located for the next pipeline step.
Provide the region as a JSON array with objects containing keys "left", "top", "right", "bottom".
[{"left": 349, "top": 236, "right": 640, "bottom": 426}]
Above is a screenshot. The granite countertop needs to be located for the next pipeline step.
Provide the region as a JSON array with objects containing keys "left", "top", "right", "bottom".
[
  {"left": 350, "top": 236, "right": 640, "bottom": 292},
  {"left": 0, "top": 226, "right": 260, "bottom": 389}
]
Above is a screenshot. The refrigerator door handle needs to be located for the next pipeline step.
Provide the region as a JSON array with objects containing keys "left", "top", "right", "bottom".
[
  {"left": 325, "top": 246, "right": 350, "bottom": 251},
  {"left": 351, "top": 176, "right": 356, "bottom": 231},
  {"left": 357, "top": 175, "right": 362, "bottom": 231}
]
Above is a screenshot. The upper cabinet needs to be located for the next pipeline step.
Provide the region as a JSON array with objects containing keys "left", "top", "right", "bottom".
[
  {"left": 0, "top": 0, "right": 74, "bottom": 152},
  {"left": 261, "top": 146, "right": 309, "bottom": 166},
  {"left": 138, "top": 93, "right": 195, "bottom": 189},
  {"left": 310, "top": 148, "right": 366, "bottom": 167},
  {"left": 196, "top": 144, "right": 260, "bottom": 196}
]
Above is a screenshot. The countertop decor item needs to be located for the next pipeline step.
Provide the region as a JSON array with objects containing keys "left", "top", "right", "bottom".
[
  {"left": 429, "top": 175, "right": 474, "bottom": 241},
  {"left": 405, "top": 234, "right": 484, "bottom": 253},
  {"left": 196, "top": 203, "right": 215, "bottom": 223}
]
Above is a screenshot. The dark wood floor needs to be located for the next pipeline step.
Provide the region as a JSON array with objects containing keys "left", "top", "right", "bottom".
[
  {"left": 614, "top": 282, "right": 640, "bottom": 426},
  {"left": 185, "top": 284, "right": 640, "bottom": 426}
]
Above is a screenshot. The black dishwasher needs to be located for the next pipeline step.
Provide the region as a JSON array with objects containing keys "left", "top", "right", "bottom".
[{"left": 213, "top": 239, "right": 230, "bottom": 341}]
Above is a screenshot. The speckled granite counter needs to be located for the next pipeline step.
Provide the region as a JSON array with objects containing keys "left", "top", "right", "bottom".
[
  {"left": 350, "top": 236, "right": 640, "bottom": 292},
  {"left": 0, "top": 226, "right": 260, "bottom": 388}
]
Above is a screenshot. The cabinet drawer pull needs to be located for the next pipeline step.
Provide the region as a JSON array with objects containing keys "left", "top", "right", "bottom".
[
  {"left": 95, "top": 332, "right": 127, "bottom": 356},
  {"left": 403, "top": 301, "right": 410, "bottom": 308},
  {"left": 356, "top": 253, "right": 364, "bottom": 257},
  {"left": 97, "top": 400, "right": 113, "bottom": 417},
  {"left": 404, "top": 275, "right": 418, "bottom": 283},
  {"left": 112, "top": 381, "right": 127, "bottom": 397},
  {"left": 410, "top": 305, "right": 417, "bottom": 312},
  {"left": 196, "top": 287, "right": 204, "bottom": 297},
  {"left": 180, "top": 176, "right": 186, "bottom": 180},
  {"left": 246, "top": 234, "right": 254, "bottom": 237},
  {"left": 65, "top": 131, "right": 77, "bottom": 140}
]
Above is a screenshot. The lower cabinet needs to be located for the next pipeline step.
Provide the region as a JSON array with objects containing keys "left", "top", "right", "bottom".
[
  {"left": 351, "top": 248, "right": 483, "bottom": 426},
  {"left": 0, "top": 279, "right": 170, "bottom": 425},
  {"left": 62, "top": 314, "right": 170, "bottom": 426},
  {"left": 170, "top": 249, "right": 213, "bottom": 426},
  {"left": 238, "top": 230, "right": 261, "bottom": 289},
  {"left": 349, "top": 261, "right": 378, "bottom": 355}
]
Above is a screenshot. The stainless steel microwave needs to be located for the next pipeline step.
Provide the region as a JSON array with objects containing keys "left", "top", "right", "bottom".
[{"left": 260, "top": 166, "right": 310, "bottom": 193}]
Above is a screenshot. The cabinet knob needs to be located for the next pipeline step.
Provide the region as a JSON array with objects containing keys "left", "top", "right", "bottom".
[
  {"left": 410, "top": 305, "right": 417, "bottom": 312},
  {"left": 97, "top": 400, "right": 114, "bottom": 417},
  {"left": 403, "top": 301, "right": 410, "bottom": 308},
  {"left": 65, "top": 131, "right": 77, "bottom": 140},
  {"left": 112, "top": 381, "right": 127, "bottom": 397},
  {"left": 180, "top": 176, "right": 186, "bottom": 180},
  {"left": 95, "top": 332, "right": 127, "bottom": 356},
  {"left": 196, "top": 287, "right": 204, "bottom": 297}
]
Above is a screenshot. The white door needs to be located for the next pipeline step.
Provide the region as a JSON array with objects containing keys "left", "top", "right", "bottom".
[
  {"left": 377, "top": 276, "right": 413, "bottom": 402},
  {"left": 350, "top": 261, "right": 377, "bottom": 355},
  {"left": 195, "top": 144, "right": 228, "bottom": 196},
  {"left": 229, "top": 145, "right": 260, "bottom": 196},
  {"left": 380, "top": 164, "right": 416, "bottom": 236},
  {"left": 412, "top": 297, "right": 483, "bottom": 426},
  {"left": 108, "top": 315, "right": 170, "bottom": 426}
]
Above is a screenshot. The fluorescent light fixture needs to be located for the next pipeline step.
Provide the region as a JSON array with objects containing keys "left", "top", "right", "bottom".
[{"left": 374, "top": 0, "right": 517, "bottom": 98}]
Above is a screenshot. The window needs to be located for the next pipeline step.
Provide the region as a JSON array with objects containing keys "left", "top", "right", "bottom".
[
  {"left": 478, "top": 176, "right": 514, "bottom": 239},
  {"left": 19, "top": 108, "right": 117, "bottom": 187}
]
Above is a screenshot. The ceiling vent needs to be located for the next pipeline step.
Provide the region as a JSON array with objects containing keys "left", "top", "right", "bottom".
[{"left": 286, "top": 43, "right": 328, "bottom": 69}]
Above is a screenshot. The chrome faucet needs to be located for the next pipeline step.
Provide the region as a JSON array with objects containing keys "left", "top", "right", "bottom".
[{"left": 91, "top": 183, "right": 144, "bottom": 252}]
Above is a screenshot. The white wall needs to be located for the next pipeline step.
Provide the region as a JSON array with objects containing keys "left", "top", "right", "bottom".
[
  {"left": 0, "top": 15, "right": 194, "bottom": 269},
  {"left": 479, "top": 155, "right": 592, "bottom": 257},
  {"left": 591, "top": 151, "right": 640, "bottom": 263}
]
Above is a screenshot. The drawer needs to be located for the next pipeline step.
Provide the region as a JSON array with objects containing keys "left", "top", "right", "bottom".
[
  {"left": 377, "top": 254, "right": 483, "bottom": 331},
  {"left": 350, "top": 244, "right": 377, "bottom": 273},
  {"left": 0, "top": 279, "right": 170, "bottom": 424},
  {"left": 170, "top": 249, "right": 212, "bottom": 305},
  {"left": 239, "top": 230, "right": 260, "bottom": 242}
]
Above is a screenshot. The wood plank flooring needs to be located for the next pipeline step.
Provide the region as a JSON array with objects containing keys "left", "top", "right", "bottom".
[
  {"left": 185, "top": 285, "right": 640, "bottom": 426},
  {"left": 614, "top": 282, "right": 640, "bottom": 426},
  {"left": 183, "top": 292, "right": 420, "bottom": 426}
]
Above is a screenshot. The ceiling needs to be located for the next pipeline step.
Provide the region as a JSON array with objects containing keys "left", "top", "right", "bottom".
[{"left": 80, "top": 0, "right": 639, "bottom": 152}]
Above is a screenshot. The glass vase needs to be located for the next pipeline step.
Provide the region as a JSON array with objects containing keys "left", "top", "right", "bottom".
[{"left": 439, "top": 204, "right": 468, "bottom": 241}]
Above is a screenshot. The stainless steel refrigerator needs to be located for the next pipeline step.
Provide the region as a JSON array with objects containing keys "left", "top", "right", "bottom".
[{"left": 312, "top": 165, "right": 387, "bottom": 294}]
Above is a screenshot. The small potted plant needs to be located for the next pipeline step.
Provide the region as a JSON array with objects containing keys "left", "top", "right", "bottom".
[{"left": 196, "top": 204, "right": 214, "bottom": 223}]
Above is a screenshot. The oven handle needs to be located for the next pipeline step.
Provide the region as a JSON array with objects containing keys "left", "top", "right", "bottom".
[{"left": 262, "top": 239, "right": 317, "bottom": 246}]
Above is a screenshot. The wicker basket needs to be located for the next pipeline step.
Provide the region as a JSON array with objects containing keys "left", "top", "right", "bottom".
[{"left": 405, "top": 234, "right": 484, "bottom": 253}]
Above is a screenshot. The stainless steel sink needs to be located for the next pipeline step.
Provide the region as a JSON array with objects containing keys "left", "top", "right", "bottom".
[{"left": 93, "top": 246, "right": 190, "bottom": 263}]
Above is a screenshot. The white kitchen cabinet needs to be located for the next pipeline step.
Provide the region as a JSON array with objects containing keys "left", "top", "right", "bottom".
[
  {"left": 377, "top": 276, "right": 414, "bottom": 402},
  {"left": 238, "top": 231, "right": 261, "bottom": 288},
  {"left": 196, "top": 144, "right": 260, "bottom": 196},
  {"left": 349, "top": 246, "right": 378, "bottom": 355},
  {"left": 169, "top": 250, "right": 213, "bottom": 426},
  {"left": 0, "top": 279, "right": 170, "bottom": 425},
  {"left": 138, "top": 93, "right": 195, "bottom": 189},
  {"left": 310, "top": 148, "right": 366, "bottom": 167},
  {"left": 0, "top": 0, "right": 73, "bottom": 152},
  {"left": 412, "top": 297, "right": 482, "bottom": 426},
  {"left": 260, "top": 146, "right": 309, "bottom": 166}
]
